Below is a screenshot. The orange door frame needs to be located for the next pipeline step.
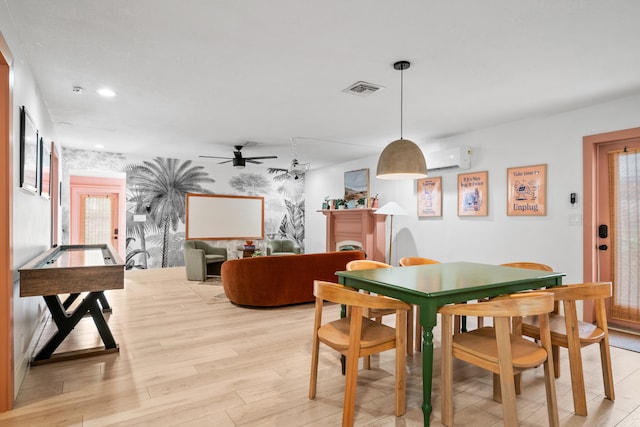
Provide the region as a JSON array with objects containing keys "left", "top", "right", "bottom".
[{"left": 0, "top": 35, "right": 14, "bottom": 412}]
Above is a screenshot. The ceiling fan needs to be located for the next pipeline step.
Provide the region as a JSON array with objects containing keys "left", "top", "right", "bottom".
[
  {"left": 199, "top": 144, "right": 278, "bottom": 168},
  {"left": 267, "top": 138, "right": 310, "bottom": 180}
]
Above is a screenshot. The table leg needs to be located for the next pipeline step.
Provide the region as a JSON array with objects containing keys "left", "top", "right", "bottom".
[
  {"left": 62, "top": 293, "right": 80, "bottom": 309},
  {"left": 89, "top": 299, "right": 117, "bottom": 349},
  {"left": 421, "top": 325, "right": 434, "bottom": 426},
  {"left": 34, "top": 292, "right": 117, "bottom": 361},
  {"left": 97, "top": 291, "right": 112, "bottom": 313},
  {"left": 62, "top": 292, "right": 111, "bottom": 313}
]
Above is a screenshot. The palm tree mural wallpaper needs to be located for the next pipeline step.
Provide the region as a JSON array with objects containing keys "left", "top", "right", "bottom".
[
  {"left": 61, "top": 149, "right": 306, "bottom": 270},
  {"left": 125, "top": 158, "right": 215, "bottom": 268}
]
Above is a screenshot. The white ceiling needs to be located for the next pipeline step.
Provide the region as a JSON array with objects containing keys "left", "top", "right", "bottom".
[{"left": 5, "top": 1, "right": 640, "bottom": 170}]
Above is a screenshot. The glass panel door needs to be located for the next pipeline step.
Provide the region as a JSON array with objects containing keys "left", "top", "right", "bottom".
[
  {"left": 80, "top": 194, "right": 117, "bottom": 247},
  {"left": 608, "top": 148, "right": 640, "bottom": 324}
]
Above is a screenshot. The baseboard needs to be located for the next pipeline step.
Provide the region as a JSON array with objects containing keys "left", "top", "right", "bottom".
[
  {"left": 14, "top": 307, "right": 50, "bottom": 397},
  {"left": 609, "top": 325, "right": 640, "bottom": 337}
]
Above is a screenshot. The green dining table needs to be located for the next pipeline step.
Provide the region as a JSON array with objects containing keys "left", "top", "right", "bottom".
[{"left": 336, "top": 261, "right": 565, "bottom": 426}]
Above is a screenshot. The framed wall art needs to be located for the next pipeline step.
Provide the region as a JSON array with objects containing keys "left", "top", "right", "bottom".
[
  {"left": 458, "top": 171, "right": 488, "bottom": 216},
  {"left": 507, "top": 163, "right": 547, "bottom": 216},
  {"left": 344, "top": 168, "right": 369, "bottom": 202},
  {"left": 40, "top": 137, "right": 51, "bottom": 199},
  {"left": 417, "top": 177, "right": 442, "bottom": 218},
  {"left": 19, "top": 106, "right": 39, "bottom": 194}
]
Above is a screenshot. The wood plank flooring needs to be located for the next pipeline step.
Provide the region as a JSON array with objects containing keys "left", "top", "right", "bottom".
[{"left": 1, "top": 267, "right": 640, "bottom": 426}]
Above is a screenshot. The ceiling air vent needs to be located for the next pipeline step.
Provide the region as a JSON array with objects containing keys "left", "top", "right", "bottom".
[{"left": 342, "top": 81, "right": 384, "bottom": 96}]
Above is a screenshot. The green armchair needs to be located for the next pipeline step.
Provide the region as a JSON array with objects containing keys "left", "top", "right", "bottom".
[
  {"left": 184, "top": 240, "right": 228, "bottom": 281},
  {"left": 266, "top": 239, "right": 301, "bottom": 256}
]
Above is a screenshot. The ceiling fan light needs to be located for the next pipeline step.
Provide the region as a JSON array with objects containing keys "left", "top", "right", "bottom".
[
  {"left": 233, "top": 158, "right": 246, "bottom": 168},
  {"left": 376, "top": 138, "right": 427, "bottom": 179}
]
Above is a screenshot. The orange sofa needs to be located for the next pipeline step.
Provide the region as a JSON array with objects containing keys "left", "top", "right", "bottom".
[{"left": 221, "top": 250, "right": 365, "bottom": 307}]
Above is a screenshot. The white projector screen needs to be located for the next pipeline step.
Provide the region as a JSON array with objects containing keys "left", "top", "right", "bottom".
[{"left": 186, "top": 193, "right": 264, "bottom": 240}]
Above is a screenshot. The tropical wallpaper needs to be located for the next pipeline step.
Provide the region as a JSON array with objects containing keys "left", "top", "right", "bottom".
[{"left": 61, "top": 148, "right": 305, "bottom": 269}]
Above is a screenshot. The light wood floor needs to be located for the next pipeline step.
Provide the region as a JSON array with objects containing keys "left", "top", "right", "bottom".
[{"left": 2, "top": 267, "right": 640, "bottom": 426}]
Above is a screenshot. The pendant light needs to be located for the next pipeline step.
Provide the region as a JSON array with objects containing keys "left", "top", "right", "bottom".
[{"left": 376, "top": 61, "right": 428, "bottom": 180}]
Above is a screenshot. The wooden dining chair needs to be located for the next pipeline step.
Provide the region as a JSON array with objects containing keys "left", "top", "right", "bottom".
[
  {"left": 500, "top": 262, "right": 553, "bottom": 272},
  {"left": 494, "top": 262, "right": 554, "bottom": 329},
  {"left": 309, "top": 280, "right": 411, "bottom": 427},
  {"left": 519, "top": 282, "right": 614, "bottom": 416},
  {"left": 497, "top": 262, "right": 556, "bottom": 394},
  {"left": 398, "top": 256, "right": 440, "bottom": 267},
  {"left": 345, "top": 260, "right": 413, "bottom": 360},
  {"left": 439, "top": 292, "right": 559, "bottom": 427},
  {"left": 398, "top": 256, "right": 441, "bottom": 351}
]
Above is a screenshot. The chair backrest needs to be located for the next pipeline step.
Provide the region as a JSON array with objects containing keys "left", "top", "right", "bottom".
[
  {"left": 399, "top": 257, "right": 440, "bottom": 266},
  {"left": 542, "top": 282, "right": 611, "bottom": 302},
  {"left": 346, "top": 260, "right": 391, "bottom": 271},
  {"left": 440, "top": 292, "right": 555, "bottom": 318},
  {"left": 184, "top": 240, "right": 210, "bottom": 252},
  {"left": 533, "top": 282, "right": 612, "bottom": 333},
  {"left": 314, "top": 280, "right": 410, "bottom": 311},
  {"left": 267, "top": 239, "right": 299, "bottom": 253},
  {"left": 500, "top": 262, "right": 553, "bottom": 271}
]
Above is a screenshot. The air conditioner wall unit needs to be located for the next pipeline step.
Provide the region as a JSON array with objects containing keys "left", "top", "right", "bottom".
[{"left": 426, "top": 146, "right": 471, "bottom": 172}]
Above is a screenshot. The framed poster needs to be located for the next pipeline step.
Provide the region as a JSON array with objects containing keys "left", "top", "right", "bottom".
[
  {"left": 344, "top": 168, "right": 369, "bottom": 201},
  {"left": 40, "top": 137, "right": 51, "bottom": 199},
  {"left": 507, "top": 164, "right": 547, "bottom": 216},
  {"left": 19, "top": 106, "right": 39, "bottom": 194},
  {"left": 458, "top": 171, "right": 488, "bottom": 216},
  {"left": 417, "top": 177, "right": 442, "bottom": 218}
]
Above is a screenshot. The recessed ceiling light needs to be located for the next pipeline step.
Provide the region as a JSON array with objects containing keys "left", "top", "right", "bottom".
[
  {"left": 72, "top": 86, "right": 84, "bottom": 94},
  {"left": 97, "top": 88, "right": 117, "bottom": 97}
]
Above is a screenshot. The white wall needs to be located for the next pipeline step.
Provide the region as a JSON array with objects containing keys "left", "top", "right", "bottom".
[
  {"left": 1, "top": 3, "right": 58, "bottom": 396},
  {"left": 306, "top": 92, "right": 640, "bottom": 285}
]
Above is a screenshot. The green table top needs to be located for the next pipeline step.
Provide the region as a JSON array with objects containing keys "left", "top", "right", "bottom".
[{"left": 336, "top": 261, "right": 565, "bottom": 298}]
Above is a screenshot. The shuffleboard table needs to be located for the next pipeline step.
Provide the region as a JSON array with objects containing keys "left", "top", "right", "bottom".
[{"left": 19, "top": 243, "right": 125, "bottom": 364}]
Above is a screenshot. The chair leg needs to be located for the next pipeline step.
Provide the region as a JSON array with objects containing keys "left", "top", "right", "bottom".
[
  {"left": 406, "top": 306, "right": 414, "bottom": 356},
  {"left": 453, "top": 316, "right": 461, "bottom": 335},
  {"left": 395, "top": 310, "right": 407, "bottom": 416},
  {"left": 600, "top": 339, "right": 615, "bottom": 401},
  {"left": 414, "top": 306, "right": 422, "bottom": 352},
  {"left": 564, "top": 302, "right": 588, "bottom": 416},
  {"left": 495, "top": 318, "right": 518, "bottom": 426},
  {"left": 440, "top": 313, "right": 454, "bottom": 426},
  {"left": 309, "top": 335, "right": 320, "bottom": 399},
  {"left": 343, "top": 354, "right": 359, "bottom": 427},
  {"left": 538, "top": 315, "right": 560, "bottom": 427},
  {"left": 492, "top": 373, "right": 502, "bottom": 403}
]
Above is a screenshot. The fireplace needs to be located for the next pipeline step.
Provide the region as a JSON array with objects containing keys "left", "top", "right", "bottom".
[
  {"left": 320, "top": 208, "right": 386, "bottom": 262},
  {"left": 336, "top": 240, "right": 363, "bottom": 252}
]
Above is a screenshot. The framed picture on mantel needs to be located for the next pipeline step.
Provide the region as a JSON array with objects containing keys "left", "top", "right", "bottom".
[{"left": 344, "top": 168, "right": 369, "bottom": 202}]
